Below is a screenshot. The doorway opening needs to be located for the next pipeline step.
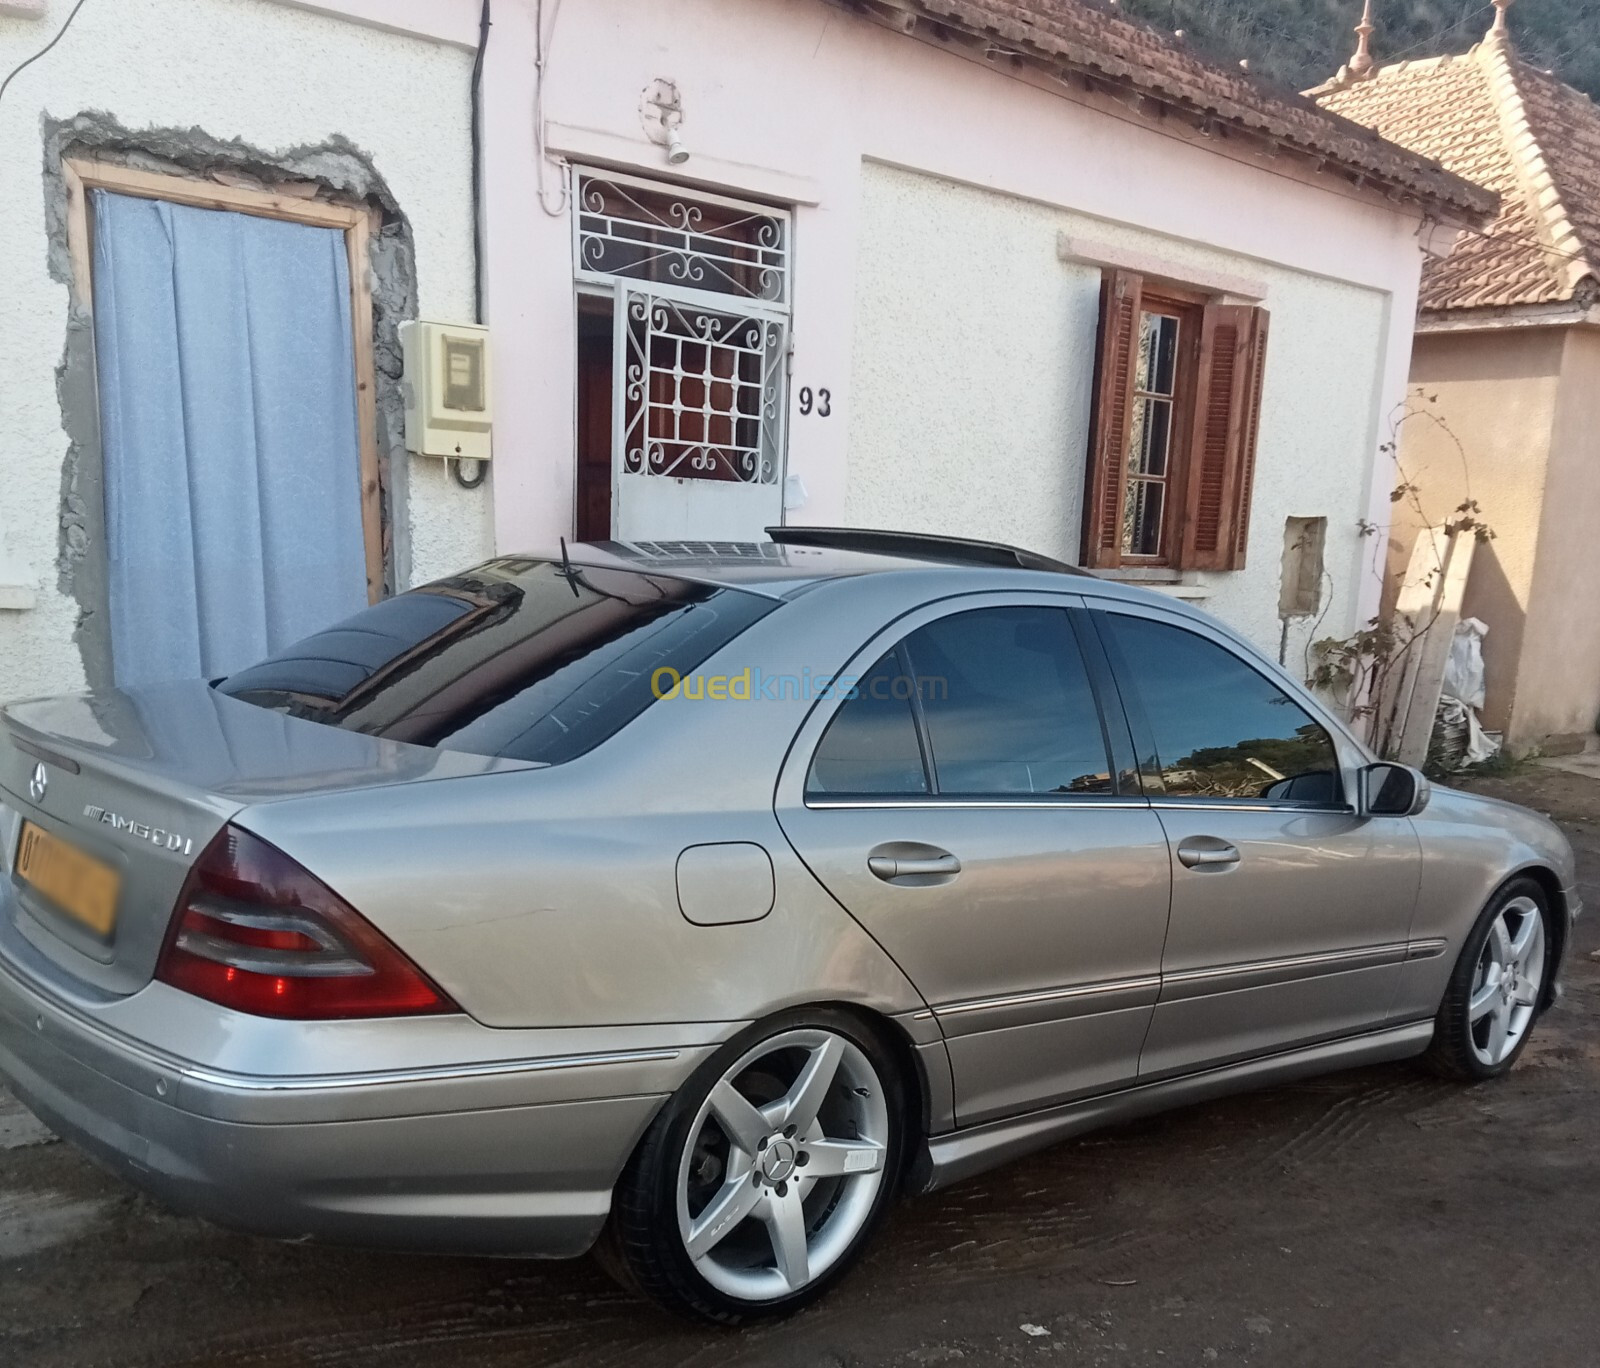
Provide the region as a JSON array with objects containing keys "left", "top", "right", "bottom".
[
  {"left": 576, "top": 291, "right": 615, "bottom": 541},
  {"left": 570, "top": 168, "right": 792, "bottom": 542}
]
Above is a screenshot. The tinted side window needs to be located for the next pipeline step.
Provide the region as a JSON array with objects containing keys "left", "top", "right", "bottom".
[
  {"left": 806, "top": 649, "right": 929, "bottom": 797},
  {"left": 908, "top": 606, "right": 1112, "bottom": 797},
  {"left": 1100, "top": 613, "right": 1342, "bottom": 805}
]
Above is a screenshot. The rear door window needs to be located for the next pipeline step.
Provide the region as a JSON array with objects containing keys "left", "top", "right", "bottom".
[
  {"left": 806, "top": 649, "right": 930, "bottom": 798},
  {"left": 217, "top": 558, "right": 776, "bottom": 765},
  {"left": 905, "top": 607, "right": 1112, "bottom": 797},
  {"left": 806, "top": 605, "right": 1114, "bottom": 799}
]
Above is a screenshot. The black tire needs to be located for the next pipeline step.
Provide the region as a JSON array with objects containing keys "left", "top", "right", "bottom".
[
  {"left": 602, "top": 1006, "right": 908, "bottom": 1325},
  {"left": 1425, "top": 876, "right": 1553, "bottom": 1082}
]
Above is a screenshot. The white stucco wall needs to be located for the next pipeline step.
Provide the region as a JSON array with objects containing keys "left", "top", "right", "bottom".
[
  {"left": 0, "top": 0, "right": 491, "bottom": 700},
  {"left": 2, "top": 0, "right": 1440, "bottom": 701},
  {"left": 848, "top": 163, "right": 1390, "bottom": 668},
  {"left": 470, "top": 0, "right": 1429, "bottom": 680}
]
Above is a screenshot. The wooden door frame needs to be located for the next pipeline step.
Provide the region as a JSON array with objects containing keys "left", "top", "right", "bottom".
[{"left": 62, "top": 155, "right": 386, "bottom": 603}]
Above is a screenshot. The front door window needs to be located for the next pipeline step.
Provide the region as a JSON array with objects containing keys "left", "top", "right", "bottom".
[{"left": 1097, "top": 612, "right": 1342, "bottom": 806}]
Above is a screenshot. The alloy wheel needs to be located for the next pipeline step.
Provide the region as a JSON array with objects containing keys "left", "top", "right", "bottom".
[
  {"left": 675, "top": 1027, "right": 890, "bottom": 1302},
  {"left": 1466, "top": 894, "right": 1545, "bottom": 1068}
]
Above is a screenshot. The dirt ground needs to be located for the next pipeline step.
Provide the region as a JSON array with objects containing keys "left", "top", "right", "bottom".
[{"left": 3, "top": 765, "right": 1598, "bottom": 1368}]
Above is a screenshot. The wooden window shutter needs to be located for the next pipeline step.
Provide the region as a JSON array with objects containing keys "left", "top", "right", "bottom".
[
  {"left": 1079, "top": 270, "right": 1143, "bottom": 570},
  {"left": 1180, "top": 304, "right": 1270, "bottom": 571}
]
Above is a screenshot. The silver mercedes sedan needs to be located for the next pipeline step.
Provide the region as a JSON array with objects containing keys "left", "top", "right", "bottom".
[{"left": 0, "top": 530, "right": 1579, "bottom": 1323}]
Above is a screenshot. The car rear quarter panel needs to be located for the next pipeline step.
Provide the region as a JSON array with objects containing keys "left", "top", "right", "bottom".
[
  {"left": 231, "top": 580, "right": 950, "bottom": 1035},
  {"left": 1391, "top": 785, "right": 1577, "bottom": 1020}
]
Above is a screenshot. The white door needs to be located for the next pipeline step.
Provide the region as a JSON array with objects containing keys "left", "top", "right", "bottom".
[
  {"left": 612, "top": 287, "right": 787, "bottom": 540},
  {"left": 575, "top": 171, "right": 791, "bottom": 542}
]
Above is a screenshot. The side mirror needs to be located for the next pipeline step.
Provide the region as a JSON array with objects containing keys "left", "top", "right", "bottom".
[{"left": 1362, "top": 762, "right": 1430, "bottom": 817}]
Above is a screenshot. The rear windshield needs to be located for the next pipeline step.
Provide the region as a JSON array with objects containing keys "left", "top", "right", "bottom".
[{"left": 216, "top": 557, "right": 777, "bottom": 764}]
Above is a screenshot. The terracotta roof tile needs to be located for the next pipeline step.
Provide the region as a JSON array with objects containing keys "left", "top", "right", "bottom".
[
  {"left": 1316, "top": 35, "right": 1600, "bottom": 313},
  {"left": 878, "top": 0, "right": 1494, "bottom": 222}
]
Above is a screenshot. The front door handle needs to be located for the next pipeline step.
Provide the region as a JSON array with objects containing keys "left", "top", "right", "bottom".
[
  {"left": 1176, "top": 838, "right": 1241, "bottom": 870},
  {"left": 868, "top": 849, "right": 962, "bottom": 882}
]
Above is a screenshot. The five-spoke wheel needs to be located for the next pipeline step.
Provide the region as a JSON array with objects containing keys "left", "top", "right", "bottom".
[
  {"left": 1428, "top": 878, "right": 1553, "bottom": 1081},
  {"left": 1465, "top": 894, "right": 1545, "bottom": 1068},
  {"left": 605, "top": 1010, "right": 904, "bottom": 1323}
]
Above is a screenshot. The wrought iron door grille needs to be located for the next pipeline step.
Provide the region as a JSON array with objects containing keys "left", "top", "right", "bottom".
[
  {"left": 577, "top": 172, "right": 788, "bottom": 304},
  {"left": 622, "top": 293, "right": 786, "bottom": 486}
]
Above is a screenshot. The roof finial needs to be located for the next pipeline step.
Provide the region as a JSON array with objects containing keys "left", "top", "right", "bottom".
[
  {"left": 1491, "top": 0, "right": 1513, "bottom": 39},
  {"left": 1350, "top": 0, "right": 1377, "bottom": 78}
]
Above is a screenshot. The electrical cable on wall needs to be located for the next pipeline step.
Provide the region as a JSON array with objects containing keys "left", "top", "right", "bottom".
[
  {"left": 0, "top": 0, "right": 95, "bottom": 111},
  {"left": 454, "top": 0, "right": 493, "bottom": 493},
  {"left": 535, "top": 0, "right": 570, "bottom": 217},
  {"left": 469, "top": 0, "right": 491, "bottom": 328},
  {"left": 451, "top": 452, "right": 488, "bottom": 489}
]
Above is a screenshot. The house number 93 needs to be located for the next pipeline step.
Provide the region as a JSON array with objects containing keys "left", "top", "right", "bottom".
[{"left": 797, "top": 387, "right": 832, "bottom": 418}]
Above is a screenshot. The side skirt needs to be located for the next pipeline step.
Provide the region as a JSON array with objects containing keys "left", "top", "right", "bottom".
[{"left": 909, "top": 1019, "right": 1434, "bottom": 1194}]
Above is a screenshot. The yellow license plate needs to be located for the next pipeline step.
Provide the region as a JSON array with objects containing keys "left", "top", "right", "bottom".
[{"left": 15, "top": 821, "right": 121, "bottom": 938}]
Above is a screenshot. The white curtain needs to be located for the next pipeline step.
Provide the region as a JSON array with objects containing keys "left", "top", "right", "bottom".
[{"left": 91, "top": 191, "right": 370, "bottom": 688}]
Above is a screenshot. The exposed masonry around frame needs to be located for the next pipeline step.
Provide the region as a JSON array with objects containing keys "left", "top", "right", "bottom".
[{"left": 40, "top": 112, "right": 421, "bottom": 692}]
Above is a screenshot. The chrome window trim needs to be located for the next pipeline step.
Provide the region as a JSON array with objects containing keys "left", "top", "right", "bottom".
[
  {"left": 804, "top": 797, "right": 1150, "bottom": 811},
  {"left": 805, "top": 798, "right": 1357, "bottom": 814},
  {"left": 1148, "top": 800, "right": 1358, "bottom": 816}
]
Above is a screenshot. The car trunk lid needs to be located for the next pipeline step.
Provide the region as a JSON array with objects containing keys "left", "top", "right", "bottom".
[{"left": 0, "top": 680, "right": 535, "bottom": 998}]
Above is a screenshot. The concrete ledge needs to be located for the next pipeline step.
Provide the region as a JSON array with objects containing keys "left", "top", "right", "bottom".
[
  {"left": 0, "top": 584, "right": 36, "bottom": 612},
  {"left": 1057, "top": 233, "right": 1267, "bottom": 301},
  {"left": 546, "top": 123, "right": 824, "bottom": 206}
]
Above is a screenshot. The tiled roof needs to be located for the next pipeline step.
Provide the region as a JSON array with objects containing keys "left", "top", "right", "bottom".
[
  {"left": 876, "top": 0, "right": 1495, "bottom": 221},
  {"left": 1316, "top": 32, "right": 1600, "bottom": 313}
]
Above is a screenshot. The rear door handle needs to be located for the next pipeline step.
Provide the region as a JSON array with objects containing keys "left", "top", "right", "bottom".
[
  {"left": 1176, "top": 839, "right": 1241, "bottom": 870},
  {"left": 868, "top": 851, "right": 962, "bottom": 881}
]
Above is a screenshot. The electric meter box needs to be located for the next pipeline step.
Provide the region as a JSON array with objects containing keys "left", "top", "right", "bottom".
[{"left": 400, "top": 320, "right": 493, "bottom": 461}]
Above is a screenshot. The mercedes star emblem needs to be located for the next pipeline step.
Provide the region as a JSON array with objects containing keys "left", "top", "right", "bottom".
[{"left": 28, "top": 762, "right": 47, "bottom": 805}]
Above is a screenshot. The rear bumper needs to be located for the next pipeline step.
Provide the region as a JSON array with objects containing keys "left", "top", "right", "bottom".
[{"left": 0, "top": 961, "right": 708, "bottom": 1258}]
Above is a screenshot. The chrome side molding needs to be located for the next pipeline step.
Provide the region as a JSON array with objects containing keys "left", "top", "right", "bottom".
[{"left": 910, "top": 1020, "right": 1435, "bottom": 1194}]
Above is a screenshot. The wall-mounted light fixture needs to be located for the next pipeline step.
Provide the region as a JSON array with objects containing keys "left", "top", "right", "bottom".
[{"left": 640, "top": 78, "right": 689, "bottom": 167}]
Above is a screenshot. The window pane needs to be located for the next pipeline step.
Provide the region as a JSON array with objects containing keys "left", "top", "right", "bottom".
[
  {"left": 1137, "top": 313, "right": 1179, "bottom": 397},
  {"left": 217, "top": 559, "right": 776, "bottom": 766},
  {"left": 904, "top": 607, "right": 1111, "bottom": 797},
  {"left": 1133, "top": 396, "right": 1172, "bottom": 477},
  {"left": 1123, "top": 479, "right": 1165, "bottom": 558},
  {"left": 1102, "top": 614, "right": 1341, "bottom": 805},
  {"left": 806, "top": 651, "right": 929, "bottom": 797}
]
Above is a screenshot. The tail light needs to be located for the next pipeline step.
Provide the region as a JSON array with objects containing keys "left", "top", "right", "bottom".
[{"left": 155, "top": 825, "right": 457, "bottom": 1020}]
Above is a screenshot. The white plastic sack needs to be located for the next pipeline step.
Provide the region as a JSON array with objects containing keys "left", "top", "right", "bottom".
[
  {"left": 1434, "top": 692, "right": 1501, "bottom": 770},
  {"left": 1462, "top": 701, "right": 1500, "bottom": 765},
  {"left": 1442, "top": 617, "right": 1489, "bottom": 711}
]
